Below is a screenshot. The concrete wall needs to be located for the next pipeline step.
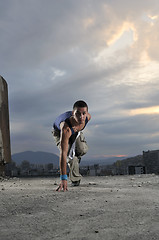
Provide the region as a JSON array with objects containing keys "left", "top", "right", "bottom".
[{"left": 0, "top": 76, "right": 11, "bottom": 176}]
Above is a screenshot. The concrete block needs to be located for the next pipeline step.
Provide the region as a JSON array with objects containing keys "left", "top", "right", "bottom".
[{"left": 0, "top": 76, "right": 11, "bottom": 176}]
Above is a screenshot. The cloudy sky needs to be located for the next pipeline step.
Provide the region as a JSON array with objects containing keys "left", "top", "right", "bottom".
[{"left": 1, "top": 0, "right": 159, "bottom": 161}]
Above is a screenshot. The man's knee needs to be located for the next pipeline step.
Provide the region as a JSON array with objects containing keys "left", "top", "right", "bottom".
[{"left": 52, "top": 129, "right": 61, "bottom": 150}]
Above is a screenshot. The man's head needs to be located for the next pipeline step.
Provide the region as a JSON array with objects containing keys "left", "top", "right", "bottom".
[
  {"left": 72, "top": 100, "right": 88, "bottom": 124},
  {"left": 73, "top": 100, "right": 88, "bottom": 111}
]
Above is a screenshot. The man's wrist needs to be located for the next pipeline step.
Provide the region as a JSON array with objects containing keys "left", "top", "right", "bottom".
[{"left": 60, "top": 174, "right": 68, "bottom": 180}]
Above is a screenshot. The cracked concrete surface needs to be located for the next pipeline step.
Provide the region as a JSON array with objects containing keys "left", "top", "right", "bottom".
[{"left": 0, "top": 175, "right": 159, "bottom": 240}]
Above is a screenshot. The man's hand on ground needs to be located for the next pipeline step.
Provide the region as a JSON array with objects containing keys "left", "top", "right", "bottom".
[{"left": 56, "top": 180, "right": 68, "bottom": 192}]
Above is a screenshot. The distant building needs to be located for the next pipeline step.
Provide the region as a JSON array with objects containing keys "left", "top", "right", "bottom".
[
  {"left": 143, "top": 150, "right": 159, "bottom": 174},
  {"left": 128, "top": 165, "right": 146, "bottom": 175},
  {"left": 112, "top": 155, "right": 144, "bottom": 175}
]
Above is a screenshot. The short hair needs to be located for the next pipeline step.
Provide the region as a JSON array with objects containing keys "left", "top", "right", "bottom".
[{"left": 73, "top": 100, "right": 88, "bottom": 110}]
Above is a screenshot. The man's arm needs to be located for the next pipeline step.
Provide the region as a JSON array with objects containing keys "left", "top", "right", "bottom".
[{"left": 56, "top": 122, "right": 71, "bottom": 192}]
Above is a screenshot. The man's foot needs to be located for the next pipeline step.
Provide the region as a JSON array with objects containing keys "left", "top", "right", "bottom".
[{"left": 71, "top": 180, "right": 80, "bottom": 187}]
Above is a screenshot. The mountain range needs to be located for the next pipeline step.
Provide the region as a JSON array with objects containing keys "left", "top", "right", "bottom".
[
  {"left": 12, "top": 151, "right": 59, "bottom": 167},
  {"left": 11, "top": 151, "right": 127, "bottom": 167}
]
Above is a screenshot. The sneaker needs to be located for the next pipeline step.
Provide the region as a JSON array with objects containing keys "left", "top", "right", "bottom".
[{"left": 71, "top": 180, "right": 81, "bottom": 186}]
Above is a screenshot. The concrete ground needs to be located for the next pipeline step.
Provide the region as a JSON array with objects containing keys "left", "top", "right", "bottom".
[{"left": 0, "top": 174, "right": 159, "bottom": 240}]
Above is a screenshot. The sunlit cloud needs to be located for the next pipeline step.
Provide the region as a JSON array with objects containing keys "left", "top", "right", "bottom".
[
  {"left": 148, "top": 15, "right": 158, "bottom": 20},
  {"left": 93, "top": 21, "right": 138, "bottom": 65},
  {"left": 147, "top": 14, "right": 158, "bottom": 26},
  {"left": 107, "top": 22, "right": 137, "bottom": 46},
  {"left": 130, "top": 106, "right": 159, "bottom": 116},
  {"left": 83, "top": 18, "right": 94, "bottom": 29},
  {"left": 142, "top": 14, "right": 158, "bottom": 24},
  {"left": 140, "top": 50, "right": 151, "bottom": 62},
  {"left": 93, "top": 154, "right": 128, "bottom": 159}
]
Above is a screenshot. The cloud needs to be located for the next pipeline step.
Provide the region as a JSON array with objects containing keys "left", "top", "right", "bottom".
[{"left": 1, "top": 0, "right": 159, "bottom": 158}]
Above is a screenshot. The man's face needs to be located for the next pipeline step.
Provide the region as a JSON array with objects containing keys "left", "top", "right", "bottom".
[{"left": 73, "top": 107, "right": 88, "bottom": 124}]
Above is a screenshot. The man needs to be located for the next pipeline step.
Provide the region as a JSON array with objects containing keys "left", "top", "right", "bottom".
[{"left": 52, "top": 100, "right": 91, "bottom": 192}]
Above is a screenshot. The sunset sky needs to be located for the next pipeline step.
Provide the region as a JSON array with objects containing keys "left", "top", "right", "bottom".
[{"left": 1, "top": 0, "right": 159, "bottom": 161}]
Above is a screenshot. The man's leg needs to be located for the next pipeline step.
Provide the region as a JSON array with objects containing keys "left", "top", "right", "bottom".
[
  {"left": 75, "top": 132, "right": 89, "bottom": 158},
  {"left": 68, "top": 156, "right": 82, "bottom": 183},
  {"left": 68, "top": 132, "right": 89, "bottom": 184}
]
